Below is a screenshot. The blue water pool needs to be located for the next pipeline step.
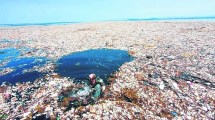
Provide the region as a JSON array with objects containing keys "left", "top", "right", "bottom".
[
  {"left": 56, "top": 48, "right": 133, "bottom": 82},
  {"left": 0, "top": 48, "right": 48, "bottom": 84}
]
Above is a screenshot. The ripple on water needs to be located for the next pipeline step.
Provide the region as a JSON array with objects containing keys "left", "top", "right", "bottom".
[
  {"left": 0, "top": 48, "right": 48, "bottom": 84},
  {"left": 56, "top": 48, "right": 133, "bottom": 82}
]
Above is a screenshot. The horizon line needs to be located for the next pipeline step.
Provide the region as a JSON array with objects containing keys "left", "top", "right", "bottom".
[{"left": 1, "top": 16, "right": 215, "bottom": 27}]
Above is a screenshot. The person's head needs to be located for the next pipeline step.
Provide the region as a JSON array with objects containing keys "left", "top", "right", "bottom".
[{"left": 89, "top": 74, "right": 96, "bottom": 85}]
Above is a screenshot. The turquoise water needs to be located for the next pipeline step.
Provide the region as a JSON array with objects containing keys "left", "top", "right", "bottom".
[
  {"left": 127, "top": 16, "right": 215, "bottom": 21},
  {"left": 0, "top": 48, "right": 48, "bottom": 84},
  {"left": 0, "top": 22, "right": 79, "bottom": 27},
  {"left": 56, "top": 49, "right": 133, "bottom": 82},
  {"left": 0, "top": 17, "right": 215, "bottom": 27}
]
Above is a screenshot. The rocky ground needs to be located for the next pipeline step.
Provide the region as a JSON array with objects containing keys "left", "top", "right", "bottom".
[{"left": 0, "top": 21, "right": 215, "bottom": 119}]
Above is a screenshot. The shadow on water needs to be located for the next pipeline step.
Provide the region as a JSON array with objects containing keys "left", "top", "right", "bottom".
[
  {"left": 0, "top": 48, "right": 48, "bottom": 84},
  {"left": 56, "top": 48, "right": 134, "bottom": 83}
]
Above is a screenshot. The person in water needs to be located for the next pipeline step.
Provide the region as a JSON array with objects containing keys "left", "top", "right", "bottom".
[
  {"left": 88, "top": 74, "right": 105, "bottom": 101},
  {"left": 60, "top": 74, "right": 105, "bottom": 107}
]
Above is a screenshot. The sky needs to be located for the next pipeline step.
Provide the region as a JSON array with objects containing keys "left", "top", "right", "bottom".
[{"left": 0, "top": 0, "right": 215, "bottom": 24}]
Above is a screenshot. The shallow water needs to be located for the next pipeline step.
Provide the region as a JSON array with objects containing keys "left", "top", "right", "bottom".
[
  {"left": 56, "top": 48, "right": 133, "bottom": 82},
  {"left": 0, "top": 48, "right": 19, "bottom": 60},
  {"left": 0, "top": 48, "right": 48, "bottom": 84},
  {"left": 0, "top": 48, "right": 133, "bottom": 84}
]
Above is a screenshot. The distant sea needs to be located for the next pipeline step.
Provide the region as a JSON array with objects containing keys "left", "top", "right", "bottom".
[
  {"left": 0, "top": 16, "right": 215, "bottom": 27},
  {"left": 127, "top": 16, "right": 215, "bottom": 21},
  {"left": 0, "top": 22, "right": 79, "bottom": 27}
]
